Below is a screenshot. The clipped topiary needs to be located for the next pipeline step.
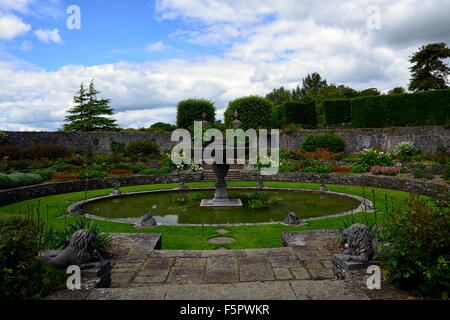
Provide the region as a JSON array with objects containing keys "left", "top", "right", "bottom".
[
  {"left": 300, "top": 133, "right": 346, "bottom": 153},
  {"left": 224, "top": 96, "right": 273, "bottom": 130},
  {"left": 176, "top": 99, "right": 215, "bottom": 129}
]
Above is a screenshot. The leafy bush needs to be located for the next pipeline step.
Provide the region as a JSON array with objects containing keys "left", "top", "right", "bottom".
[
  {"left": 33, "top": 169, "right": 57, "bottom": 181},
  {"left": 22, "top": 144, "right": 70, "bottom": 160},
  {"left": 278, "top": 100, "right": 317, "bottom": 127},
  {"left": 380, "top": 196, "right": 449, "bottom": 298},
  {"left": 51, "top": 173, "right": 77, "bottom": 180},
  {"left": 0, "top": 172, "right": 43, "bottom": 189},
  {"left": 354, "top": 148, "right": 394, "bottom": 171},
  {"left": 150, "top": 122, "right": 176, "bottom": 132},
  {"left": 176, "top": 98, "right": 215, "bottom": 129},
  {"left": 413, "top": 168, "right": 424, "bottom": 179},
  {"left": 442, "top": 165, "right": 450, "bottom": 180},
  {"left": 370, "top": 166, "right": 400, "bottom": 176},
  {"left": 0, "top": 214, "right": 65, "bottom": 300},
  {"left": 331, "top": 166, "right": 352, "bottom": 173},
  {"left": 351, "top": 89, "right": 450, "bottom": 128},
  {"left": 322, "top": 99, "right": 351, "bottom": 125},
  {"left": 77, "top": 169, "right": 107, "bottom": 180},
  {"left": 393, "top": 141, "right": 416, "bottom": 157},
  {"left": 224, "top": 96, "right": 273, "bottom": 130},
  {"left": 126, "top": 140, "right": 160, "bottom": 156},
  {"left": 109, "top": 139, "right": 125, "bottom": 154},
  {"left": 351, "top": 164, "right": 366, "bottom": 173},
  {"left": 300, "top": 134, "right": 346, "bottom": 153},
  {"left": 301, "top": 164, "right": 332, "bottom": 173}
]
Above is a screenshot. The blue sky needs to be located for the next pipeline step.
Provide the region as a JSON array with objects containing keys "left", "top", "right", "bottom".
[{"left": 0, "top": 0, "right": 449, "bottom": 130}]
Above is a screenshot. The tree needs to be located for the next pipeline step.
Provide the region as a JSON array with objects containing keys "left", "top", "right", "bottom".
[
  {"left": 150, "top": 122, "right": 176, "bottom": 132},
  {"left": 291, "top": 85, "right": 303, "bottom": 101},
  {"left": 388, "top": 87, "right": 406, "bottom": 95},
  {"left": 176, "top": 98, "right": 215, "bottom": 129},
  {"left": 224, "top": 96, "right": 273, "bottom": 130},
  {"left": 64, "top": 80, "right": 117, "bottom": 131},
  {"left": 408, "top": 42, "right": 450, "bottom": 92},
  {"left": 265, "top": 87, "right": 292, "bottom": 106},
  {"left": 300, "top": 72, "right": 328, "bottom": 96},
  {"left": 359, "top": 88, "right": 381, "bottom": 96}
]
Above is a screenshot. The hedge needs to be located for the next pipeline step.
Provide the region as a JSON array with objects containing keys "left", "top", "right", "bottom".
[
  {"left": 276, "top": 100, "right": 317, "bottom": 127},
  {"left": 224, "top": 96, "right": 273, "bottom": 130},
  {"left": 176, "top": 99, "right": 215, "bottom": 129},
  {"left": 351, "top": 89, "right": 450, "bottom": 128},
  {"left": 322, "top": 99, "right": 351, "bottom": 125},
  {"left": 299, "top": 134, "right": 346, "bottom": 153}
]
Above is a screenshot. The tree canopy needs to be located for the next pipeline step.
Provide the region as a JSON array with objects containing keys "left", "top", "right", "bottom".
[
  {"left": 64, "top": 80, "right": 117, "bottom": 132},
  {"left": 409, "top": 42, "right": 450, "bottom": 92}
]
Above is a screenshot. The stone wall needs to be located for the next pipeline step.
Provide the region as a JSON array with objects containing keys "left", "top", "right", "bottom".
[
  {"left": 241, "top": 172, "right": 449, "bottom": 199},
  {"left": 0, "top": 172, "right": 201, "bottom": 207},
  {"left": 2, "top": 126, "right": 449, "bottom": 154},
  {"left": 2, "top": 131, "right": 174, "bottom": 154},
  {"left": 280, "top": 126, "right": 449, "bottom": 153}
]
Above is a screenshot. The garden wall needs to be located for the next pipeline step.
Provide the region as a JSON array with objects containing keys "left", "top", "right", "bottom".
[
  {"left": 240, "top": 172, "right": 449, "bottom": 199},
  {"left": 279, "top": 126, "right": 449, "bottom": 153},
  {"left": 2, "top": 126, "right": 449, "bottom": 154},
  {"left": 0, "top": 172, "right": 201, "bottom": 207}
]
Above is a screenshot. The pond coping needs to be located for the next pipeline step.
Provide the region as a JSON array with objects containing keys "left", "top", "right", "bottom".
[{"left": 66, "top": 187, "right": 374, "bottom": 227}]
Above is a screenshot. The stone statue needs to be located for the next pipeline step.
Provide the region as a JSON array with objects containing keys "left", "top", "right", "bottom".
[
  {"left": 110, "top": 187, "right": 122, "bottom": 196},
  {"left": 41, "top": 230, "right": 100, "bottom": 269},
  {"left": 319, "top": 184, "right": 328, "bottom": 192},
  {"left": 283, "top": 211, "right": 300, "bottom": 225},
  {"left": 134, "top": 212, "right": 157, "bottom": 229},
  {"left": 341, "top": 223, "right": 378, "bottom": 262}
]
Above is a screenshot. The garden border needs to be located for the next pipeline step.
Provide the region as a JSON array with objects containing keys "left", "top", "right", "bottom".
[{"left": 0, "top": 171, "right": 447, "bottom": 207}]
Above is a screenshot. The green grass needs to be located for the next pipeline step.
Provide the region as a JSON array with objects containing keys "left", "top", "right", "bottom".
[{"left": 0, "top": 181, "right": 413, "bottom": 250}]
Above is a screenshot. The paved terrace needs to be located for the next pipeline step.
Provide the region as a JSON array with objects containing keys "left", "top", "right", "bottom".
[{"left": 47, "top": 230, "right": 408, "bottom": 300}]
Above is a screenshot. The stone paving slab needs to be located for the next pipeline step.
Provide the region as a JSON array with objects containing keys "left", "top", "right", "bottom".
[{"left": 86, "top": 280, "right": 368, "bottom": 300}]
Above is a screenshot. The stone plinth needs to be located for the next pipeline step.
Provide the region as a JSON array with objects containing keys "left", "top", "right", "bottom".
[
  {"left": 332, "top": 253, "right": 378, "bottom": 280},
  {"left": 200, "top": 198, "right": 243, "bottom": 207}
]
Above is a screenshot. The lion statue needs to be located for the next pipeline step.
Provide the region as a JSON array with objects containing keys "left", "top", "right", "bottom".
[
  {"left": 42, "top": 230, "right": 100, "bottom": 269},
  {"left": 341, "top": 223, "right": 378, "bottom": 262}
]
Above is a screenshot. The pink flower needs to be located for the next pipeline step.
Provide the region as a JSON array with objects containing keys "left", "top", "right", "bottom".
[{"left": 3, "top": 156, "right": 9, "bottom": 160}]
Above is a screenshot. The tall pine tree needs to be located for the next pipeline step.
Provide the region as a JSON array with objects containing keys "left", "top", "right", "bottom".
[
  {"left": 409, "top": 42, "right": 450, "bottom": 92},
  {"left": 64, "top": 80, "right": 118, "bottom": 131}
]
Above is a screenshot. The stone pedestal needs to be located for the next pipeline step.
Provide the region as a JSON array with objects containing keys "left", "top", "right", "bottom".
[
  {"left": 332, "top": 253, "right": 378, "bottom": 280},
  {"left": 200, "top": 163, "right": 243, "bottom": 207}
]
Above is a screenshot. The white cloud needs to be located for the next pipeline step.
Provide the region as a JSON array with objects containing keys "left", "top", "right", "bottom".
[
  {"left": 145, "top": 41, "right": 170, "bottom": 52},
  {"left": 0, "top": 14, "right": 31, "bottom": 40},
  {"left": 34, "top": 28, "right": 62, "bottom": 44},
  {"left": 0, "top": 0, "right": 34, "bottom": 14},
  {"left": 1, "top": 0, "right": 449, "bottom": 130}
]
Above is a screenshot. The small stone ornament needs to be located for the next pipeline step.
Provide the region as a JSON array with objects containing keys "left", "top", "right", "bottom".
[
  {"left": 110, "top": 187, "right": 122, "bottom": 196},
  {"left": 283, "top": 211, "right": 300, "bottom": 225},
  {"left": 319, "top": 184, "right": 328, "bottom": 192},
  {"left": 134, "top": 212, "right": 157, "bottom": 229},
  {"left": 256, "top": 180, "right": 265, "bottom": 189},
  {"left": 175, "top": 182, "right": 188, "bottom": 189}
]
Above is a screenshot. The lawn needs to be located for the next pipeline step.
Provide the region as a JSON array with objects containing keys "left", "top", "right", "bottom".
[{"left": 0, "top": 181, "right": 413, "bottom": 250}]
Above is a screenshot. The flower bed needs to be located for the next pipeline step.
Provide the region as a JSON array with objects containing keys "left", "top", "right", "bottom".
[{"left": 370, "top": 166, "right": 400, "bottom": 176}]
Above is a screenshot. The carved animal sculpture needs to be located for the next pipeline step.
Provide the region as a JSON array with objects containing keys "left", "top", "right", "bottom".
[
  {"left": 43, "top": 230, "right": 99, "bottom": 268},
  {"left": 341, "top": 223, "right": 378, "bottom": 262}
]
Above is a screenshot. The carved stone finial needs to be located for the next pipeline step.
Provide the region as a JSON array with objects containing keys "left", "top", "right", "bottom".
[
  {"left": 256, "top": 180, "right": 265, "bottom": 189},
  {"left": 232, "top": 110, "right": 241, "bottom": 129},
  {"left": 319, "top": 184, "right": 328, "bottom": 192},
  {"left": 110, "top": 187, "right": 122, "bottom": 196}
]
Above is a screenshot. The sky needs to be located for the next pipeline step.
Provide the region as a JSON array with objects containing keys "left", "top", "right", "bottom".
[{"left": 0, "top": 0, "right": 449, "bottom": 131}]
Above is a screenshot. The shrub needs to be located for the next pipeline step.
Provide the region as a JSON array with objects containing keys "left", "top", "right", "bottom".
[
  {"left": 351, "top": 164, "right": 366, "bottom": 173},
  {"left": 0, "top": 145, "right": 22, "bottom": 159},
  {"left": 442, "top": 165, "right": 450, "bottom": 180},
  {"left": 33, "top": 169, "right": 57, "bottom": 181},
  {"left": 278, "top": 100, "right": 317, "bottom": 127},
  {"left": 176, "top": 98, "right": 215, "bottom": 129},
  {"left": 413, "top": 168, "right": 424, "bottom": 179},
  {"left": 0, "top": 215, "right": 65, "bottom": 299},
  {"left": 351, "top": 89, "right": 450, "bottom": 128},
  {"left": 51, "top": 173, "right": 77, "bottom": 180},
  {"left": 77, "top": 169, "right": 107, "bottom": 179},
  {"left": 301, "top": 165, "right": 332, "bottom": 173},
  {"left": 109, "top": 139, "right": 125, "bottom": 154},
  {"left": 380, "top": 196, "right": 449, "bottom": 298},
  {"left": 109, "top": 168, "right": 134, "bottom": 175},
  {"left": 300, "top": 134, "right": 346, "bottom": 153},
  {"left": 22, "top": 144, "right": 70, "bottom": 160},
  {"left": 0, "top": 173, "right": 43, "bottom": 189},
  {"left": 354, "top": 148, "right": 394, "bottom": 171},
  {"left": 393, "top": 141, "right": 416, "bottom": 157},
  {"left": 322, "top": 99, "right": 351, "bottom": 125},
  {"left": 370, "top": 166, "right": 400, "bottom": 176},
  {"left": 126, "top": 140, "right": 160, "bottom": 156},
  {"left": 224, "top": 96, "right": 273, "bottom": 130},
  {"left": 332, "top": 166, "right": 352, "bottom": 173}
]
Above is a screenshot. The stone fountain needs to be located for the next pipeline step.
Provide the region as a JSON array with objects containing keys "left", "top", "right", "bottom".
[{"left": 199, "top": 110, "right": 244, "bottom": 208}]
